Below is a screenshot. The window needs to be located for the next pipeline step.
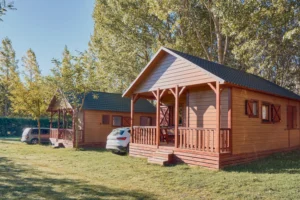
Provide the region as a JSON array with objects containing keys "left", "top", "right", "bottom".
[
  {"left": 245, "top": 100, "right": 259, "bottom": 117},
  {"left": 287, "top": 106, "right": 297, "bottom": 129},
  {"left": 112, "top": 116, "right": 122, "bottom": 127},
  {"left": 123, "top": 117, "right": 131, "bottom": 127},
  {"left": 140, "top": 116, "right": 152, "bottom": 126},
  {"left": 262, "top": 103, "right": 270, "bottom": 122},
  {"left": 41, "top": 129, "right": 49, "bottom": 135},
  {"left": 102, "top": 115, "right": 110, "bottom": 125}
]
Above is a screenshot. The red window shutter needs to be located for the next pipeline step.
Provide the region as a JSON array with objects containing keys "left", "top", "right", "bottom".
[
  {"left": 293, "top": 106, "right": 297, "bottom": 129},
  {"left": 122, "top": 117, "right": 131, "bottom": 127},
  {"left": 287, "top": 106, "right": 293, "bottom": 129},
  {"left": 245, "top": 100, "right": 253, "bottom": 117},
  {"left": 271, "top": 104, "right": 281, "bottom": 123},
  {"left": 102, "top": 115, "right": 110, "bottom": 125}
]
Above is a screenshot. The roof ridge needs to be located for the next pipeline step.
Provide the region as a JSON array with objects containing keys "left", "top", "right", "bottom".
[{"left": 166, "top": 47, "right": 300, "bottom": 100}]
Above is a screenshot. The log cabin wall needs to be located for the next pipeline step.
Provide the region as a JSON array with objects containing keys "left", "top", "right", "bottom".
[
  {"left": 83, "top": 110, "right": 156, "bottom": 147},
  {"left": 231, "top": 87, "right": 300, "bottom": 155},
  {"left": 135, "top": 53, "right": 216, "bottom": 93},
  {"left": 188, "top": 87, "right": 229, "bottom": 129}
]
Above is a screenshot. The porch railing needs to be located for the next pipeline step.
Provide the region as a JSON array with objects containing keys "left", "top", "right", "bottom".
[
  {"left": 50, "top": 128, "right": 83, "bottom": 143},
  {"left": 132, "top": 126, "right": 157, "bottom": 145},
  {"left": 132, "top": 126, "right": 231, "bottom": 153}
]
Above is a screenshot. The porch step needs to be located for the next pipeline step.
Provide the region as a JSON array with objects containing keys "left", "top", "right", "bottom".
[{"left": 148, "top": 149, "right": 174, "bottom": 166}]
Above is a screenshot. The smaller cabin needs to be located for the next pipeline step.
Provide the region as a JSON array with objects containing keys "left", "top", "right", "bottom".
[{"left": 47, "top": 91, "right": 156, "bottom": 148}]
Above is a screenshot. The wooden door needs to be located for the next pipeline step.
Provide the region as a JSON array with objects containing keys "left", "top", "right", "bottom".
[{"left": 160, "top": 106, "right": 173, "bottom": 126}]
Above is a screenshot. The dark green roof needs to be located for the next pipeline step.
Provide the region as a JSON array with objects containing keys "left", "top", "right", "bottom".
[
  {"left": 82, "top": 91, "right": 156, "bottom": 113},
  {"left": 167, "top": 48, "right": 300, "bottom": 101}
]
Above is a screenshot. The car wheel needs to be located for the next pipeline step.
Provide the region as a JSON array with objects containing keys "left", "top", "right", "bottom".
[
  {"left": 31, "top": 138, "right": 39, "bottom": 144},
  {"left": 126, "top": 144, "right": 129, "bottom": 154}
]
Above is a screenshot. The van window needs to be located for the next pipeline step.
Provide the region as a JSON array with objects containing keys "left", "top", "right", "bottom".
[
  {"left": 41, "top": 129, "right": 50, "bottom": 134},
  {"left": 31, "top": 129, "right": 38, "bottom": 135}
]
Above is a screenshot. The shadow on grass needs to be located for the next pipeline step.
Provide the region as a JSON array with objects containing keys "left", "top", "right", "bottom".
[
  {"left": 0, "top": 137, "right": 21, "bottom": 142},
  {"left": 224, "top": 150, "right": 300, "bottom": 174},
  {"left": 0, "top": 157, "right": 156, "bottom": 199}
]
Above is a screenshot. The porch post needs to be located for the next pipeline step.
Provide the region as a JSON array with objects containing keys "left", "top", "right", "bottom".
[
  {"left": 156, "top": 88, "right": 160, "bottom": 147},
  {"left": 50, "top": 111, "right": 53, "bottom": 129},
  {"left": 216, "top": 81, "right": 220, "bottom": 153},
  {"left": 174, "top": 85, "right": 179, "bottom": 148},
  {"left": 62, "top": 109, "right": 65, "bottom": 129},
  {"left": 130, "top": 95, "right": 134, "bottom": 143},
  {"left": 58, "top": 109, "right": 60, "bottom": 129}
]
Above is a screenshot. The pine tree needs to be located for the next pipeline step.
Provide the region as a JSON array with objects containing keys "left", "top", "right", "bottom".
[
  {"left": 0, "top": 37, "right": 18, "bottom": 116},
  {"left": 0, "top": 0, "right": 16, "bottom": 21}
]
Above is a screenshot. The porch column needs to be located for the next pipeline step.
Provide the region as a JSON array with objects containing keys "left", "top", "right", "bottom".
[
  {"left": 130, "top": 95, "right": 134, "bottom": 143},
  {"left": 58, "top": 109, "right": 60, "bottom": 129},
  {"left": 130, "top": 94, "right": 139, "bottom": 143},
  {"left": 174, "top": 85, "right": 179, "bottom": 148},
  {"left": 50, "top": 111, "right": 53, "bottom": 129},
  {"left": 62, "top": 109, "right": 65, "bottom": 129},
  {"left": 216, "top": 81, "right": 220, "bottom": 153},
  {"left": 156, "top": 88, "right": 160, "bottom": 147}
]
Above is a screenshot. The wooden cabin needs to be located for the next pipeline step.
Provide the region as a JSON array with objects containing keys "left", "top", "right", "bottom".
[
  {"left": 47, "top": 91, "right": 156, "bottom": 148},
  {"left": 123, "top": 47, "right": 300, "bottom": 169}
]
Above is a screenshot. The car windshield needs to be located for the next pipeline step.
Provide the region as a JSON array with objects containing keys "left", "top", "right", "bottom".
[{"left": 110, "top": 128, "right": 128, "bottom": 136}]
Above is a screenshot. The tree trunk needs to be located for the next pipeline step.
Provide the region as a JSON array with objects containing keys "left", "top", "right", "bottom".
[
  {"left": 74, "top": 109, "right": 80, "bottom": 149},
  {"left": 37, "top": 118, "right": 41, "bottom": 145}
]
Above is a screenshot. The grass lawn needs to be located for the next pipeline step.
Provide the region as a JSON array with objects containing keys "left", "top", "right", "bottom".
[{"left": 0, "top": 139, "right": 300, "bottom": 200}]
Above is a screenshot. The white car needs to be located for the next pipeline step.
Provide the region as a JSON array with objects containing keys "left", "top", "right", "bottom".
[{"left": 106, "top": 127, "right": 130, "bottom": 153}]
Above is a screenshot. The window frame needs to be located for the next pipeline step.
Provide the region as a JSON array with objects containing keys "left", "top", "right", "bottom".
[
  {"left": 287, "top": 105, "right": 297, "bottom": 130},
  {"left": 102, "top": 114, "right": 110, "bottom": 125},
  {"left": 245, "top": 99, "right": 259, "bottom": 118},
  {"left": 140, "top": 116, "right": 152, "bottom": 126},
  {"left": 261, "top": 102, "right": 271, "bottom": 123},
  {"left": 112, "top": 115, "right": 123, "bottom": 127}
]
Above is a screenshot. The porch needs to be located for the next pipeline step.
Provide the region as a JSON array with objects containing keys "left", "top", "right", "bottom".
[
  {"left": 48, "top": 108, "right": 83, "bottom": 148},
  {"left": 129, "top": 81, "right": 232, "bottom": 168}
]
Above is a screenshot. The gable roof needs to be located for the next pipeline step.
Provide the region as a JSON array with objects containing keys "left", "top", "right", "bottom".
[
  {"left": 82, "top": 91, "right": 155, "bottom": 113},
  {"left": 123, "top": 47, "right": 300, "bottom": 101}
]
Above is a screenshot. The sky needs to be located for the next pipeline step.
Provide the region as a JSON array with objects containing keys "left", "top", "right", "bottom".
[{"left": 0, "top": 0, "right": 95, "bottom": 75}]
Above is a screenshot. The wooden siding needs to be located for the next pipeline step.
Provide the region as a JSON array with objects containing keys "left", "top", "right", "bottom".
[
  {"left": 135, "top": 54, "right": 216, "bottom": 93},
  {"left": 231, "top": 87, "right": 300, "bottom": 154},
  {"left": 188, "top": 87, "right": 229, "bottom": 129},
  {"left": 83, "top": 110, "right": 155, "bottom": 145}
]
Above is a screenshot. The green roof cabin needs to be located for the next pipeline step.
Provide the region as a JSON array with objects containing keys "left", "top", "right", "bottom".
[{"left": 47, "top": 91, "right": 156, "bottom": 148}]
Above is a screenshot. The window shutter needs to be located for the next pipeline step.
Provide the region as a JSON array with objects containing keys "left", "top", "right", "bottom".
[
  {"left": 287, "top": 106, "right": 293, "bottom": 129},
  {"left": 293, "top": 106, "right": 297, "bottom": 128},
  {"left": 271, "top": 104, "right": 281, "bottom": 123},
  {"left": 102, "top": 115, "right": 110, "bottom": 125},
  {"left": 245, "top": 100, "right": 253, "bottom": 117},
  {"left": 122, "top": 117, "right": 131, "bottom": 127}
]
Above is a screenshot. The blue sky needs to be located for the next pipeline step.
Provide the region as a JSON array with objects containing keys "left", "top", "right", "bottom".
[{"left": 0, "top": 0, "right": 95, "bottom": 75}]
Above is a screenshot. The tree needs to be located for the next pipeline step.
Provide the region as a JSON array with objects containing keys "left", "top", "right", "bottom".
[
  {"left": 0, "top": 0, "right": 16, "bottom": 21},
  {"left": 91, "top": 0, "right": 300, "bottom": 94},
  {"left": 50, "top": 46, "right": 98, "bottom": 149},
  {"left": 10, "top": 49, "right": 51, "bottom": 144},
  {"left": 0, "top": 37, "right": 18, "bottom": 116}
]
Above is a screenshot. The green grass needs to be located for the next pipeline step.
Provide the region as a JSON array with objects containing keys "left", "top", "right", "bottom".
[{"left": 0, "top": 139, "right": 300, "bottom": 200}]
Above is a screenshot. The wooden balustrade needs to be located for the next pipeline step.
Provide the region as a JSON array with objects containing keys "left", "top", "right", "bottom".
[
  {"left": 220, "top": 128, "right": 231, "bottom": 153},
  {"left": 132, "top": 126, "right": 232, "bottom": 153},
  {"left": 50, "top": 128, "right": 83, "bottom": 143},
  {"left": 178, "top": 127, "right": 217, "bottom": 152},
  {"left": 132, "top": 126, "right": 157, "bottom": 145}
]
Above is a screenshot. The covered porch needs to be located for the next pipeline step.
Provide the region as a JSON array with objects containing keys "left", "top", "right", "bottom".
[
  {"left": 48, "top": 107, "right": 83, "bottom": 148},
  {"left": 129, "top": 81, "right": 232, "bottom": 168}
]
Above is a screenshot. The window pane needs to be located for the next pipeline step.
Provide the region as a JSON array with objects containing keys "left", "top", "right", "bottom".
[
  {"left": 113, "top": 116, "right": 122, "bottom": 126},
  {"left": 262, "top": 105, "right": 269, "bottom": 120},
  {"left": 253, "top": 102, "right": 257, "bottom": 116}
]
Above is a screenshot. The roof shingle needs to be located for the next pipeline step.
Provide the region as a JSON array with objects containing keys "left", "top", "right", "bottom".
[
  {"left": 167, "top": 48, "right": 300, "bottom": 101},
  {"left": 82, "top": 91, "right": 156, "bottom": 113}
]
